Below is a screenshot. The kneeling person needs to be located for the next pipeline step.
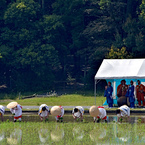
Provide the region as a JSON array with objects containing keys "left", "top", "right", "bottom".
[
  {"left": 38, "top": 104, "right": 49, "bottom": 121},
  {"left": 116, "top": 105, "right": 130, "bottom": 123},
  {"left": 72, "top": 106, "right": 84, "bottom": 121}
]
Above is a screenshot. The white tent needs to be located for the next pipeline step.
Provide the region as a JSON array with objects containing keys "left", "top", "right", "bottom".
[{"left": 94, "top": 59, "right": 145, "bottom": 105}]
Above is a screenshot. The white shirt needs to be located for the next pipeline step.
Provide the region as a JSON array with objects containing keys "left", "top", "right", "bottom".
[
  {"left": 0, "top": 105, "right": 5, "bottom": 115},
  {"left": 72, "top": 106, "right": 84, "bottom": 118},
  {"left": 10, "top": 104, "right": 22, "bottom": 117},
  {"left": 38, "top": 104, "right": 49, "bottom": 117},
  {"left": 98, "top": 107, "right": 106, "bottom": 119},
  {"left": 119, "top": 105, "right": 130, "bottom": 117}
]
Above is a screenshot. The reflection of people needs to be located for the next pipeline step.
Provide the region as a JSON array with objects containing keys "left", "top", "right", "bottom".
[
  {"left": 38, "top": 104, "right": 49, "bottom": 121},
  {"left": 136, "top": 80, "right": 145, "bottom": 107},
  {"left": 51, "top": 127, "right": 64, "bottom": 142},
  {"left": 104, "top": 82, "right": 113, "bottom": 108},
  {"left": 93, "top": 106, "right": 107, "bottom": 123},
  {"left": 116, "top": 105, "right": 130, "bottom": 123},
  {"left": 73, "top": 126, "right": 84, "bottom": 140},
  {"left": 55, "top": 106, "right": 64, "bottom": 122},
  {"left": 38, "top": 129, "right": 49, "bottom": 143},
  {"left": 0, "top": 105, "right": 5, "bottom": 122},
  {"left": 7, "top": 129, "right": 22, "bottom": 145},
  {"left": 90, "top": 128, "right": 106, "bottom": 142},
  {"left": 72, "top": 106, "right": 84, "bottom": 121},
  {"left": 7, "top": 102, "right": 22, "bottom": 122},
  {"left": 126, "top": 81, "right": 135, "bottom": 108}
]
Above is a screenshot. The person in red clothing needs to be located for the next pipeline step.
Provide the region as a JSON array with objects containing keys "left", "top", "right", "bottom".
[{"left": 136, "top": 80, "right": 145, "bottom": 107}]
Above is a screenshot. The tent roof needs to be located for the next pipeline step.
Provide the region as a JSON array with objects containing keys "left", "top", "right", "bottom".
[{"left": 95, "top": 59, "right": 145, "bottom": 80}]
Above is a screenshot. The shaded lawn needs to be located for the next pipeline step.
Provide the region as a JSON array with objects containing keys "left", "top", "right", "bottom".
[{"left": 0, "top": 94, "right": 106, "bottom": 106}]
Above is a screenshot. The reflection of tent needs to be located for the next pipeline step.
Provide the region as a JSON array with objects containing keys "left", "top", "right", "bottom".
[{"left": 94, "top": 59, "right": 145, "bottom": 105}]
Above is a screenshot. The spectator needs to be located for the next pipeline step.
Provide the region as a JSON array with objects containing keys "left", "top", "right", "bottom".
[
  {"left": 126, "top": 80, "right": 135, "bottom": 108},
  {"left": 104, "top": 82, "right": 113, "bottom": 108},
  {"left": 136, "top": 80, "right": 145, "bottom": 108}
]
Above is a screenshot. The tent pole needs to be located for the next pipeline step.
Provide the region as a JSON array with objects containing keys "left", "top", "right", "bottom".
[{"left": 94, "top": 79, "right": 97, "bottom": 105}]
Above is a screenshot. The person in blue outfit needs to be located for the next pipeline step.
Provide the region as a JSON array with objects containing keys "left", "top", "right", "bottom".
[
  {"left": 126, "top": 80, "right": 135, "bottom": 108},
  {"left": 104, "top": 82, "right": 113, "bottom": 108}
]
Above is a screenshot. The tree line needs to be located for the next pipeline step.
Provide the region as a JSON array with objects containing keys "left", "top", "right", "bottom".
[{"left": 0, "top": 0, "right": 145, "bottom": 93}]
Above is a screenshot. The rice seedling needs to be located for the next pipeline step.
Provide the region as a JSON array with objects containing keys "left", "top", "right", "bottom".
[{"left": 0, "top": 121, "right": 145, "bottom": 145}]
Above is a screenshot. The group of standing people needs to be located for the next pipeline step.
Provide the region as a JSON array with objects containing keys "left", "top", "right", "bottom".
[{"left": 104, "top": 79, "right": 145, "bottom": 108}]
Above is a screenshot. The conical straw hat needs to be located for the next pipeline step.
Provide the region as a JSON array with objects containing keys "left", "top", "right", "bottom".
[
  {"left": 89, "top": 105, "right": 100, "bottom": 117},
  {"left": 7, "top": 102, "right": 18, "bottom": 109},
  {"left": 50, "top": 106, "right": 61, "bottom": 116}
]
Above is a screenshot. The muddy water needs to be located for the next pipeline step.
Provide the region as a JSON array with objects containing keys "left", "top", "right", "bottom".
[{"left": 1, "top": 114, "right": 145, "bottom": 123}]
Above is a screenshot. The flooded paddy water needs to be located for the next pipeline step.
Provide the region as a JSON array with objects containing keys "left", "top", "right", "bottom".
[{"left": 1, "top": 114, "right": 145, "bottom": 144}]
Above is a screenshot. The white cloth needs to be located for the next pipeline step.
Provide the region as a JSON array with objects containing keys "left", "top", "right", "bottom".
[
  {"left": 10, "top": 104, "right": 22, "bottom": 117},
  {"left": 94, "top": 107, "right": 107, "bottom": 120},
  {"left": 38, "top": 104, "right": 49, "bottom": 117},
  {"left": 55, "top": 106, "right": 64, "bottom": 120},
  {"left": 98, "top": 108, "right": 107, "bottom": 119},
  {"left": 0, "top": 105, "right": 5, "bottom": 115},
  {"left": 72, "top": 106, "right": 84, "bottom": 118},
  {"left": 119, "top": 105, "right": 130, "bottom": 117}
]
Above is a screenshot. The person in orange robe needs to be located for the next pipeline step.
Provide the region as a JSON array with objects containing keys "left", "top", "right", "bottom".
[
  {"left": 117, "top": 80, "right": 128, "bottom": 97},
  {"left": 136, "top": 80, "right": 145, "bottom": 107}
]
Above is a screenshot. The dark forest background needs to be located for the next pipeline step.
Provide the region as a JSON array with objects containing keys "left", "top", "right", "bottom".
[{"left": 0, "top": 0, "right": 145, "bottom": 94}]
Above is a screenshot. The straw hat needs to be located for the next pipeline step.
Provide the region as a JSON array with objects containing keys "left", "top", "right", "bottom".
[
  {"left": 50, "top": 106, "right": 61, "bottom": 116},
  {"left": 89, "top": 105, "right": 100, "bottom": 117},
  {"left": 7, "top": 102, "right": 18, "bottom": 109}
]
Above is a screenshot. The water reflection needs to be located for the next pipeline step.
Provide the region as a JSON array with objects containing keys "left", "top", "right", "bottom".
[
  {"left": 50, "top": 126, "right": 64, "bottom": 142},
  {"left": 7, "top": 129, "right": 22, "bottom": 145},
  {"left": 90, "top": 127, "right": 107, "bottom": 142},
  {"left": 38, "top": 129, "right": 50, "bottom": 144},
  {"left": 0, "top": 131, "right": 4, "bottom": 142},
  {"left": 72, "top": 126, "right": 84, "bottom": 140}
]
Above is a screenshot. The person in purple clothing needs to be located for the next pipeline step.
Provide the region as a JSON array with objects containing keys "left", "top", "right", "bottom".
[
  {"left": 104, "top": 82, "right": 113, "bottom": 108},
  {"left": 126, "top": 80, "right": 135, "bottom": 108}
]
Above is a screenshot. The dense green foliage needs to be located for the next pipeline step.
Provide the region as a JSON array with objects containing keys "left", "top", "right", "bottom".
[{"left": 0, "top": 0, "right": 145, "bottom": 93}]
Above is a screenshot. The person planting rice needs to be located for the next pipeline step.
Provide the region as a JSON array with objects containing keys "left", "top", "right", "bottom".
[
  {"left": 89, "top": 105, "right": 107, "bottom": 123},
  {"left": 0, "top": 105, "right": 5, "bottom": 122},
  {"left": 7, "top": 102, "right": 22, "bottom": 122},
  {"left": 116, "top": 105, "right": 130, "bottom": 123},
  {"left": 38, "top": 104, "right": 49, "bottom": 121},
  {"left": 55, "top": 106, "right": 64, "bottom": 122},
  {"left": 51, "top": 106, "right": 64, "bottom": 122},
  {"left": 72, "top": 106, "right": 84, "bottom": 121}
]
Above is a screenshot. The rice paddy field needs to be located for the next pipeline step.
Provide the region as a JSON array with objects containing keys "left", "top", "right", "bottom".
[{"left": 0, "top": 121, "right": 145, "bottom": 145}]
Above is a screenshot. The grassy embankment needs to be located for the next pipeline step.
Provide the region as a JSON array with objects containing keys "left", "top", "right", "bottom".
[{"left": 0, "top": 94, "right": 106, "bottom": 110}]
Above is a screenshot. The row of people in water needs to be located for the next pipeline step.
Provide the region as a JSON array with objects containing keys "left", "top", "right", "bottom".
[
  {"left": 104, "top": 79, "right": 145, "bottom": 108},
  {"left": 0, "top": 102, "right": 130, "bottom": 123}
]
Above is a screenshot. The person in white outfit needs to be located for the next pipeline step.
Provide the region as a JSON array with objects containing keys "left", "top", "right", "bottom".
[
  {"left": 0, "top": 105, "right": 5, "bottom": 122},
  {"left": 72, "top": 106, "right": 84, "bottom": 121},
  {"left": 116, "top": 105, "right": 130, "bottom": 123},
  {"left": 55, "top": 106, "right": 64, "bottom": 122},
  {"left": 93, "top": 106, "right": 107, "bottom": 123},
  {"left": 10, "top": 104, "right": 22, "bottom": 122},
  {"left": 38, "top": 104, "right": 49, "bottom": 121}
]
